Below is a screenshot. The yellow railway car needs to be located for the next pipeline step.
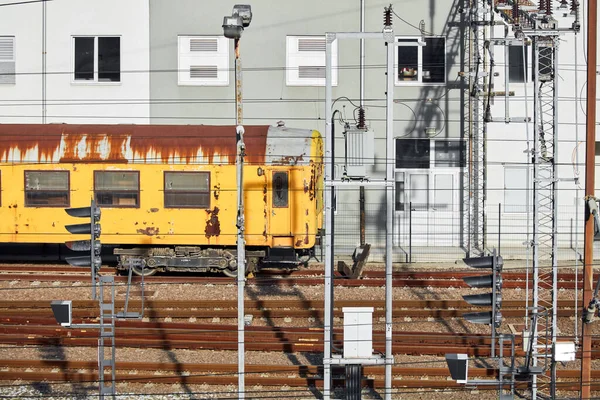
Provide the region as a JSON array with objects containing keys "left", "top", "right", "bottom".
[{"left": 0, "top": 123, "right": 324, "bottom": 276}]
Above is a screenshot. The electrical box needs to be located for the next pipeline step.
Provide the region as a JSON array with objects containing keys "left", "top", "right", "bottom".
[
  {"left": 555, "top": 342, "right": 576, "bottom": 362},
  {"left": 343, "top": 307, "right": 374, "bottom": 358},
  {"left": 345, "top": 127, "right": 374, "bottom": 178}
]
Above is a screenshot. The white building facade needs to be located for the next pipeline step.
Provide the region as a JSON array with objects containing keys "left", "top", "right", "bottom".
[{"left": 0, "top": 0, "right": 150, "bottom": 124}]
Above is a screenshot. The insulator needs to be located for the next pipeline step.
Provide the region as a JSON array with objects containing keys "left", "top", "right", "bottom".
[
  {"left": 539, "top": 0, "right": 546, "bottom": 12},
  {"left": 570, "top": 0, "right": 579, "bottom": 15},
  {"left": 357, "top": 107, "right": 366, "bottom": 129},
  {"left": 512, "top": 2, "right": 519, "bottom": 23},
  {"left": 547, "top": 0, "right": 554, "bottom": 14},
  {"left": 383, "top": 5, "right": 392, "bottom": 27}
]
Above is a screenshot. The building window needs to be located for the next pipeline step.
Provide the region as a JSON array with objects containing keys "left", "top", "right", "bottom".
[
  {"left": 0, "top": 36, "right": 15, "bottom": 84},
  {"left": 286, "top": 36, "right": 338, "bottom": 86},
  {"left": 178, "top": 36, "right": 229, "bottom": 86},
  {"left": 396, "top": 139, "right": 430, "bottom": 169},
  {"left": 504, "top": 167, "right": 529, "bottom": 213},
  {"left": 24, "top": 171, "right": 69, "bottom": 207},
  {"left": 73, "top": 36, "right": 120, "bottom": 82},
  {"left": 508, "top": 45, "right": 528, "bottom": 83},
  {"left": 434, "top": 140, "right": 465, "bottom": 167},
  {"left": 396, "top": 36, "right": 445, "bottom": 84},
  {"left": 164, "top": 172, "right": 210, "bottom": 208},
  {"left": 94, "top": 171, "right": 139, "bottom": 207}
]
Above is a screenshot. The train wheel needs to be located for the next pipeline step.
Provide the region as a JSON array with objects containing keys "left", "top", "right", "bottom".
[
  {"left": 131, "top": 262, "right": 157, "bottom": 277},
  {"left": 222, "top": 265, "right": 237, "bottom": 278}
]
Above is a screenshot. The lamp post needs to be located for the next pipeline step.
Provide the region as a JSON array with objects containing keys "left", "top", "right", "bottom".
[{"left": 222, "top": 5, "right": 252, "bottom": 399}]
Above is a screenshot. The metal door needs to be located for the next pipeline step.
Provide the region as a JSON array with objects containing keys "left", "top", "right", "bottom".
[
  {"left": 269, "top": 170, "right": 291, "bottom": 238},
  {"left": 394, "top": 171, "right": 459, "bottom": 247}
]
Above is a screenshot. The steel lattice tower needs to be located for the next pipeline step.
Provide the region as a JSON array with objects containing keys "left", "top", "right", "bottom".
[
  {"left": 463, "top": 0, "right": 489, "bottom": 257},
  {"left": 476, "top": 0, "right": 578, "bottom": 397}
]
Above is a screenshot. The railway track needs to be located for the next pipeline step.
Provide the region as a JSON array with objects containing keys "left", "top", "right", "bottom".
[
  {"left": 0, "top": 358, "right": 598, "bottom": 391},
  {"left": 0, "top": 299, "right": 581, "bottom": 320},
  {"left": 0, "top": 263, "right": 594, "bottom": 397},
  {"left": 0, "top": 269, "right": 592, "bottom": 289}
]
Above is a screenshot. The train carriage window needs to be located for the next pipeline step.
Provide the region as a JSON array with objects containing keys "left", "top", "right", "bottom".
[
  {"left": 273, "top": 171, "right": 289, "bottom": 208},
  {"left": 164, "top": 172, "right": 210, "bottom": 208},
  {"left": 24, "top": 171, "right": 69, "bottom": 207},
  {"left": 94, "top": 171, "right": 139, "bottom": 208}
]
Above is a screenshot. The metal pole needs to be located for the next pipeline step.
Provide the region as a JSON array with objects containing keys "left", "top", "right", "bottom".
[
  {"left": 581, "top": 0, "right": 597, "bottom": 396},
  {"left": 498, "top": 203, "right": 501, "bottom": 254},
  {"left": 384, "top": 34, "right": 394, "bottom": 400},
  {"left": 235, "top": 37, "right": 246, "bottom": 400},
  {"left": 323, "top": 33, "right": 334, "bottom": 400}
]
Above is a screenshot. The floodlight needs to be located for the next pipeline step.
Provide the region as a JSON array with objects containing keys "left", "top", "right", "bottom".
[
  {"left": 222, "top": 15, "right": 244, "bottom": 39},
  {"left": 232, "top": 4, "right": 252, "bottom": 27}
]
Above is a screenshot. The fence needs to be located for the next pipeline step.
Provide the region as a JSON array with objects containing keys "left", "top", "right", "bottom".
[{"left": 332, "top": 201, "right": 592, "bottom": 263}]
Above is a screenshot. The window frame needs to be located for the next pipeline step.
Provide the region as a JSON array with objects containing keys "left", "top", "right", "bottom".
[
  {"left": 396, "top": 138, "right": 464, "bottom": 169},
  {"left": 503, "top": 166, "right": 530, "bottom": 214},
  {"left": 72, "top": 36, "right": 121, "bottom": 84},
  {"left": 0, "top": 36, "right": 15, "bottom": 85},
  {"left": 163, "top": 171, "right": 211, "bottom": 209},
  {"left": 24, "top": 170, "right": 70, "bottom": 208},
  {"left": 178, "top": 35, "right": 229, "bottom": 86},
  {"left": 508, "top": 44, "right": 529, "bottom": 83},
  {"left": 272, "top": 171, "right": 289, "bottom": 208},
  {"left": 395, "top": 36, "right": 446, "bottom": 85},
  {"left": 286, "top": 35, "right": 338, "bottom": 87},
  {"left": 94, "top": 170, "right": 140, "bottom": 208}
]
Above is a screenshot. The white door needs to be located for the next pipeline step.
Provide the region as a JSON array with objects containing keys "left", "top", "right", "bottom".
[{"left": 394, "top": 170, "right": 459, "bottom": 247}]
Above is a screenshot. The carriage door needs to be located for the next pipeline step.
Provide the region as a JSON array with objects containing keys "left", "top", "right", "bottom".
[{"left": 270, "top": 170, "right": 292, "bottom": 246}]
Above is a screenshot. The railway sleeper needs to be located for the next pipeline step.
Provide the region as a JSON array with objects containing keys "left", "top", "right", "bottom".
[{"left": 114, "top": 247, "right": 265, "bottom": 277}]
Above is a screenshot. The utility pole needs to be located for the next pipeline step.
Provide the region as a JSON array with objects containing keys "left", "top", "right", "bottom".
[
  {"left": 222, "top": 5, "right": 252, "bottom": 399},
  {"left": 581, "top": 0, "right": 597, "bottom": 397}
]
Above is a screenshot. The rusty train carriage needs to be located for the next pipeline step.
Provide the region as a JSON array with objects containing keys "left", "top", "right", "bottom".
[{"left": 0, "top": 124, "right": 324, "bottom": 276}]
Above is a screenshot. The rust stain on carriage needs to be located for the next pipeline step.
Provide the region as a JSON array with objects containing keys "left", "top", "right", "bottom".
[
  {"left": 272, "top": 155, "right": 304, "bottom": 165},
  {"left": 205, "top": 207, "right": 221, "bottom": 238},
  {"left": 0, "top": 124, "right": 270, "bottom": 165},
  {"left": 137, "top": 227, "right": 159, "bottom": 236}
]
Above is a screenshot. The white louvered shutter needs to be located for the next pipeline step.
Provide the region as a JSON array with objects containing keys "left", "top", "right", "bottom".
[
  {"left": 0, "top": 37, "right": 15, "bottom": 84},
  {"left": 178, "top": 36, "right": 229, "bottom": 86},
  {"left": 286, "top": 36, "right": 337, "bottom": 86}
]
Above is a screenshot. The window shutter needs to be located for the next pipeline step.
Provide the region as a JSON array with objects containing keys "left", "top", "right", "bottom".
[
  {"left": 178, "top": 36, "right": 229, "bottom": 86},
  {"left": 286, "top": 36, "right": 337, "bottom": 86},
  {"left": 0, "top": 36, "right": 15, "bottom": 84}
]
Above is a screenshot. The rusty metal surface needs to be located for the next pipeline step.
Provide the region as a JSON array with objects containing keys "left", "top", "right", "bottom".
[
  {"left": 0, "top": 124, "right": 271, "bottom": 165},
  {"left": 266, "top": 125, "right": 314, "bottom": 165}
]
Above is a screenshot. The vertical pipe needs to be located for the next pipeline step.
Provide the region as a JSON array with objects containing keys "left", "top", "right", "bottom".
[
  {"left": 409, "top": 202, "right": 412, "bottom": 263},
  {"left": 360, "top": 186, "right": 366, "bottom": 246},
  {"left": 360, "top": 0, "right": 365, "bottom": 107},
  {"left": 581, "top": 0, "right": 597, "bottom": 396},
  {"left": 323, "top": 34, "right": 334, "bottom": 400},
  {"left": 384, "top": 36, "right": 394, "bottom": 400},
  {"left": 42, "top": 0, "right": 46, "bottom": 123},
  {"left": 235, "top": 37, "right": 246, "bottom": 400}
]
